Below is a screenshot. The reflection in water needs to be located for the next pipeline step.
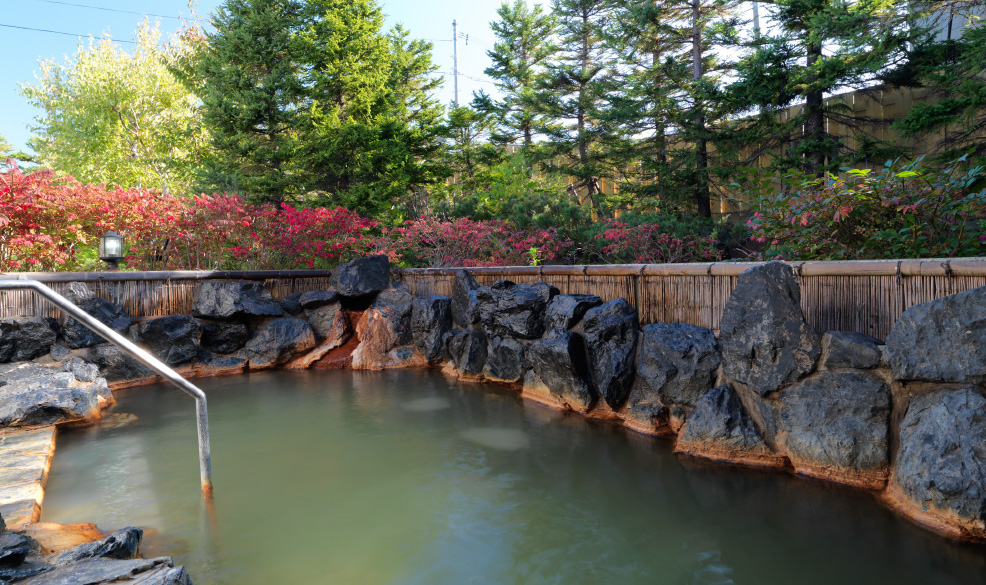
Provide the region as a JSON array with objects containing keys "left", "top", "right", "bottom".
[{"left": 42, "top": 370, "right": 986, "bottom": 585}]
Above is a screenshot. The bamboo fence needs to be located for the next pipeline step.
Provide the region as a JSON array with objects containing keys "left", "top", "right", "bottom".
[{"left": 2, "top": 259, "right": 985, "bottom": 339}]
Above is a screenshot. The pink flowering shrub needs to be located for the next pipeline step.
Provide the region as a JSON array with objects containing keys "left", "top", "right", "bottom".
[
  {"left": 743, "top": 157, "right": 986, "bottom": 260},
  {"left": 592, "top": 219, "right": 722, "bottom": 264}
]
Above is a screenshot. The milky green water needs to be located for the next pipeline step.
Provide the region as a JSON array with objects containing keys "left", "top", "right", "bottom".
[{"left": 42, "top": 370, "right": 986, "bottom": 585}]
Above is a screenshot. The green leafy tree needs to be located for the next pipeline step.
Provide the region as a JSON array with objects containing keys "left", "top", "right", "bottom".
[
  {"left": 473, "top": 0, "right": 557, "bottom": 148},
  {"left": 21, "top": 21, "right": 209, "bottom": 193},
  {"left": 194, "top": 0, "right": 306, "bottom": 203}
]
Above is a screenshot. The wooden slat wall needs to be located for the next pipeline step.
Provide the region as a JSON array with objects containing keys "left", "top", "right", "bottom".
[
  {"left": 3, "top": 261, "right": 985, "bottom": 338},
  {"left": 397, "top": 260, "right": 986, "bottom": 339}
]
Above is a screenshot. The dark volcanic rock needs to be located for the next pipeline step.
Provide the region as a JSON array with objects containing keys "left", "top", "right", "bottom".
[
  {"left": 445, "top": 328, "right": 488, "bottom": 377},
  {"left": 60, "top": 357, "right": 99, "bottom": 383},
  {"left": 886, "top": 286, "right": 986, "bottom": 383},
  {"left": 0, "top": 362, "right": 103, "bottom": 427},
  {"left": 528, "top": 329, "right": 595, "bottom": 412},
  {"left": 330, "top": 255, "right": 390, "bottom": 298},
  {"left": 199, "top": 321, "right": 250, "bottom": 355},
  {"left": 48, "top": 528, "right": 142, "bottom": 565},
  {"left": 780, "top": 371, "right": 890, "bottom": 485},
  {"left": 411, "top": 295, "right": 452, "bottom": 363},
  {"left": 892, "top": 387, "right": 986, "bottom": 536},
  {"left": 129, "top": 317, "right": 201, "bottom": 365},
  {"left": 0, "top": 318, "right": 56, "bottom": 362},
  {"left": 299, "top": 290, "right": 339, "bottom": 310},
  {"left": 88, "top": 345, "right": 153, "bottom": 382},
  {"left": 0, "top": 559, "right": 52, "bottom": 581},
  {"left": 49, "top": 344, "right": 71, "bottom": 362},
  {"left": 245, "top": 318, "right": 316, "bottom": 369},
  {"left": 719, "top": 262, "right": 821, "bottom": 396},
  {"left": 820, "top": 331, "right": 883, "bottom": 370},
  {"left": 17, "top": 557, "right": 185, "bottom": 585},
  {"left": 60, "top": 298, "right": 132, "bottom": 350},
  {"left": 307, "top": 302, "right": 344, "bottom": 339},
  {"left": 451, "top": 270, "right": 480, "bottom": 328},
  {"left": 476, "top": 281, "right": 558, "bottom": 340},
  {"left": 678, "top": 384, "right": 773, "bottom": 458},
  {"left": 191, "top": 281, "right": 282, "bottom": 320},
  {"left": 582, "top": 299, "right": 639, "bottom": 409},
  {"left": 0, "top": 532, "right": 32, "bottom": 566},
  {"left": 544, "top": 294, "right": 602, "bottom": 331},
  {"left": 636, "top": 322, "right": 720, "bottom": 407},
  {"left": 483, "top": 337, "right": 526, "bottom": 383},
  {"left": 279, "top": 292, "right": 304, "bottom": 316}
]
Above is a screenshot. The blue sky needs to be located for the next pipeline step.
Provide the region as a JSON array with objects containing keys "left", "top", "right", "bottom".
[{"left": 0, "top": 0, "right": 509, "bottom": 153}]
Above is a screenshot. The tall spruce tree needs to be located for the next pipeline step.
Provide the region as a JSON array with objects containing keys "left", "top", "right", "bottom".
[
  {"left": 729, "top": 0, "right": 913, "bottom": 176},
  {"left": 195, "top": 0, "right": 305, "bottom": 203},
  {"left": 474, "top": 0, "right": 557, "bottom": 148}
]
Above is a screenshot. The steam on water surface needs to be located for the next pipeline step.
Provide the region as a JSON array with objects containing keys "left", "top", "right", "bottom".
[{"left": 42, "top": 369, "right": 986, "bottom": 585}]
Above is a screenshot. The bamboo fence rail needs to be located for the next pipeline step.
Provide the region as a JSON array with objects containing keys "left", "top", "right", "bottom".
[{"left": 2, "top": 259, "right": 985, "bottom": 339}]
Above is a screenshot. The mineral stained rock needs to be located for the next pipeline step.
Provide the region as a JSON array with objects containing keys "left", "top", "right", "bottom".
[
  {"left": 245, "top": 318, "right": 316, "bottom": 369},
  {"left": 0, "top": 362, "right": 104, "bottom": 427},
  {"left": 676, "top": 384, "right": 782, "bottom": 468}
]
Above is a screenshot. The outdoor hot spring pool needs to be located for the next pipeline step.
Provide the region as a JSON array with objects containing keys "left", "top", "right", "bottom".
[{"left": 41, "top": 370, "right": 986, "bottom": 585}]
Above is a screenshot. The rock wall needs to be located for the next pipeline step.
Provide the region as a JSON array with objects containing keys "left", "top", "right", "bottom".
[{"left": 3, "top": 256, "right": 985, "bottom": 544}]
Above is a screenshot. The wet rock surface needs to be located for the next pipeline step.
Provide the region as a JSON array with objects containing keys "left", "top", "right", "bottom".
[
  {"left": 445, "top": 328, "right": 488, "bottom": 377},
  {"left": 582, "top": 299, "right": 639, "bottom": 409},
  {"left": 719, "top": 262, "right": 821, "bottom": 396},
  {"left": 0, "top": 318, "right": 56, "bottom": 363},
  {"left": 780, "top": 371, "right": 890, "bottom": 485},
  {"left": 0, "top": 363, "right": 104, "bottom": 427},
  {"left": 245, "top": 318, "right": 316, "bottom": 369},
  {"left": 544, "top": 294, "right": 602, "bottom": 331},
  {"left": 129, "top": 317, "right": 202, "bottom": 366},
  {"left": 411, "top": 295, "right": 452, "bottom": 363},
  {"left": 477, "top": 281, "right": 557, "bottom": 340},
  {"left": 483, "top": 337, "right": 526, "bottom": 383},
  {"left": 528, "top": 329, "right": 595, "bottom": 412},
  {"left": 0, "top": 532, "right": 32, "bottom": 566},
  {"left": 330, "top": 255, "right": 390, "bottom": 298},
  {"left": 192, "top": 281, "right": 281, "bottom": 320},
  {"left": 886, "top": 286, "right": 986, "bottom": 383},
  {"left": 892, "top": 386, "right": 986, "bottom": 536},
  {"left": 451, "top": 270, "right": 480, "bottom": 328},
  {"left": 678, "top": 384, "right": 775, "bottom": 460},
  {"left": 636, "top": 322, "right": 720, "bottom": 407},
  {"left": 820, "top": 331, "right": 883, "bottom": 370},
  {"left": 198, "top": 322, "right": 249, "bottom": 355}
]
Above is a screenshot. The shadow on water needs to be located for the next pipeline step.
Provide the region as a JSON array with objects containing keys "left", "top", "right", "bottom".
[{"left": 43, "top": 369, "right": 986, "bottom": 585}]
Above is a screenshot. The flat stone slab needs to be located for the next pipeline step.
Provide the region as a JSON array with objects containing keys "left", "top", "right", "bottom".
[{"left": 0, "top": 426, "right": 57, "bottom": 527}]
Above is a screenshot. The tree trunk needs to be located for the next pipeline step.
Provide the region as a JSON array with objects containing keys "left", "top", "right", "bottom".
[
  {"left": 692, "top": 0, "right": 712, "bottom": 218},
  {"left": 804, "top": 41, "right": 825, "bottom": 176}
]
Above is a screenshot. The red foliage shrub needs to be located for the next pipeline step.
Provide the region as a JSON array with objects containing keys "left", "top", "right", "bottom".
[{"left": 592, "top": 219, "right": 722, "bottom": 264}]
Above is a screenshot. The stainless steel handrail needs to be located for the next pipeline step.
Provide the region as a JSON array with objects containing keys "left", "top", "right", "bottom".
[{"left": 0, "top": 280, "right": 213, "bottom": 495}]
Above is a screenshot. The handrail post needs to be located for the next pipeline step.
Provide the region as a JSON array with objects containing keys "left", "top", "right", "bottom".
[{"left": 0, "top": 280, "right": 214, "bottom": 494}]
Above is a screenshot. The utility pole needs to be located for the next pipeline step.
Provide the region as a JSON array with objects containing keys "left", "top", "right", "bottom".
[{"left": 453, "top": 19, "right": 459, "bottom": 108}]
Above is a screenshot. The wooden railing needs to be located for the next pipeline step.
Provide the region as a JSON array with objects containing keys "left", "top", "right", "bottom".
[{"left": 3, "top": 259, "right": 985, "bottom": 339}]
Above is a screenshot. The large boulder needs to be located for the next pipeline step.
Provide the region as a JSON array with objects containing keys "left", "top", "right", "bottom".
[
  {"left": 483, "top": 337, "right": 526, "bottom": 383},
  {"left": 351, "top": 286, "right": 424, "bottom": 369},
  {"left": 527, "top": 329, "right": 595, "bottom": 413},
  {"left": 0, "top": 318, "right": 56, "bottom": 362},
  {"left": 779, "top": 371, "right": 890, "bottom": 488},
  {"left": 0, "top": 533, "right": 33, "bottom": 566},
  {"left": 330, "top": 255, "right": 390, "bottom": 298},
  {"left": 544, "top": 294, "right": 602, "bottom": 331},
  {"left": 636, "top": 322, "right": 720, "bottom": 407},
  {"left": 129, "top": 316, "right": 201, "bottom": 365},
  {"left": 59, "top": 288, "right": 132, "bottom": 350},
  {"left": 88, "top": 345, "right": 154, "bottom": 383},
  {"left": 476, "top": 281, "right": 558, "bottom": 340},
  {"left": 411, "top": 295, "right": 453, "bottom": 363},
  {"left": 191, "top": 281, "right": 282, "bottom": 320},
  {"left": 582, "top": 299, "right": 639, "bottom": 410},
  {"left": 279, "top": 292, "right": 304, "bottom": 316},
  {"left": 0, "top": 362, "right": 104, "bottom": 427},
  {"left": 245, "top": 318, "right": 316, "bottom": 369},
  {"left": 16, "top": 557, "right": 191, "bottom": 585},
  {"left": 299, "top": 290, "right": 339, "bottom": 310},
  {"left": 48, "top": 528, "right": 142, "bottom": 565},
  {"left": 445, "top": 328, "right": 488, "bottom": 377},
  {"left": 451, "top": 270, "right": 480, "bottom": 328},
  {"left": 719, "top": 262, "right": 821, "bottom": 396},
  {"left": 675, "top": 384, "right": 782, "bottom": 467},
  {"left": 306, "top": 302, "right": 344, "bottom": 339},
  {"left": 885, "top": 286, "right": 986, "bottom": 384},
  {"left": 199, "top": 321, "right": 250, "bottom": 355},
  {"left": 890, "top": 387, "right": 986, "bottom": 539},
  {"left": 820, "top": 331, "right": 883, "bottom": 370}
]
